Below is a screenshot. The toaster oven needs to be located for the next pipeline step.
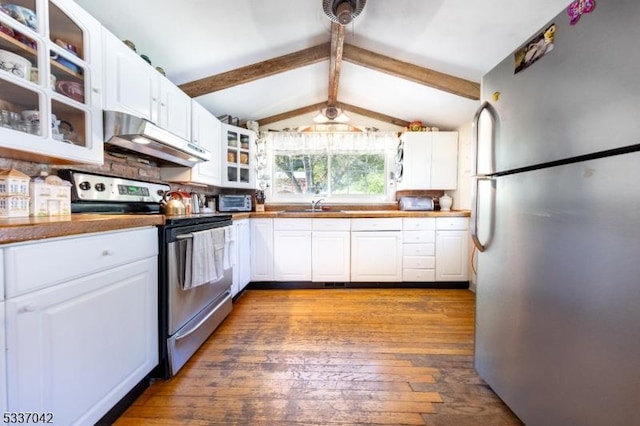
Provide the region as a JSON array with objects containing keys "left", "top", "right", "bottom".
[{"left": 218, "top": 194, "right": 252, "bottom": 212}]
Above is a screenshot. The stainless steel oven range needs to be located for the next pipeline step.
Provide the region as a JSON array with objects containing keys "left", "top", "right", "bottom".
[{"left": 59, "top": 170, "right": 234, "bottom": 378}]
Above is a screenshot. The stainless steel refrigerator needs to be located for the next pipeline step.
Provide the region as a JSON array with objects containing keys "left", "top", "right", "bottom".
[{"left": 471, "top": 1, "right": 640, "bottom": 425}]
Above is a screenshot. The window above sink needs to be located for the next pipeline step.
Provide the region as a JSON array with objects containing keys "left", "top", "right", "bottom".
[{"left": 264, "top": 131, "right": 399, "bottom": 204}]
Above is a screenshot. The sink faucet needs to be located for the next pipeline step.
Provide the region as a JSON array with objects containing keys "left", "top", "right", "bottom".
[{"left": 311, "top": 198, "right": 324, "bottom": 211}]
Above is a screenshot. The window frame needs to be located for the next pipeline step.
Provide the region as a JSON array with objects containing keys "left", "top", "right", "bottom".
[{"left": 265, "top": 132, "right": 399, "bottom": 204}]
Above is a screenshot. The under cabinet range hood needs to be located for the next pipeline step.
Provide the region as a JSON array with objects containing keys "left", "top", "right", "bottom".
[{"left": 103, "top": 111, "right": 212, "bottom": 167}]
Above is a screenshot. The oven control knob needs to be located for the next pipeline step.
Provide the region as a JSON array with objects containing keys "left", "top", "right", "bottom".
[
  {"left": 95, "top": 183, "right": 106, "bottom": 192},
  {"left": 79, "top": 181, "right": 91, "bottom": 191}
]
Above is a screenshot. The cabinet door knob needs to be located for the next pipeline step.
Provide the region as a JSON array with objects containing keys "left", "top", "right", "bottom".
[
  {"left": 92, "top": 87, "right": 99, "bottom": 94},
  {"left": 19, "top": 304, "right": 37, "bottom": 313},
  {"left": 102, "top": 249, "right": 114, "bottom": 256}
]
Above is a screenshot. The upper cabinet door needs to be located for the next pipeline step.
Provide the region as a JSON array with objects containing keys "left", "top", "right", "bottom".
[
  {"left": 102, "top": 28, "right": 191, "bottom": 141},
  {"left": 430, "top": 131, "right": 458, "bottom": 190},
  {"left": 191, "top": 100, "right": 221, "bottom": 186},
  {"left": 397, "top": 131, "right": 458, "bottom": 190},
  {"left": 158, "top": 75, "right": 190, "bottom": 140},
  {"left": 0, "top": 0, "right": 104, "bottom": 164},
  {"left": 102, "top": 29, "right": 157, "bottom": 122},
  {"left": 222, "top": 123, "right": 255, "bottom": 189}
]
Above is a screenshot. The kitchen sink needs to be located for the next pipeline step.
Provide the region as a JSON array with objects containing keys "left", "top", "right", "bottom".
[{"left": 281, "top": 209, "right": 346, "bottom": 213}]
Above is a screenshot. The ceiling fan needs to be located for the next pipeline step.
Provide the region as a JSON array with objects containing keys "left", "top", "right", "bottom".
[{"left": 322, "top": 0, "right": 367, "bottom": 25}]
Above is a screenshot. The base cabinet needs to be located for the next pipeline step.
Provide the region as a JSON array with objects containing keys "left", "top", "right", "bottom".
[
  {"left": 312, "top": 219, "right": 351, "bottom": 282},
  {"left": 273, "top": 219, "right": 312, "bottom": 281},
  {"left": 350, "top": 219, "right": 403, "bottom": 282},
  {"left": 402, "top": 218, "right": 436, "bottom": 281},
  {"left": 3, "top": 228, "right": 158, "bottom": 426},
  {"left": 5, "top": 257, "right": 158, "bottom": 426},
  {"left": 0, "top": 300, "right": 5, "bottom": 415},
  {"left": 312, "top": 231, "right": 350, "bottom": 282},
  {"left": 232, "top": 219, "right": 251, "bottom": 296},
  {"left": 250, "top": 219, "right": 274, "bottom": 281},
  {"left": 435, "top": 218, "right": 470, "bottom": 281}
]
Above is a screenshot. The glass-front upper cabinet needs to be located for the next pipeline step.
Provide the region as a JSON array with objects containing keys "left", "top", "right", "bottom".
[
  {"left": 0, "top": 0, "right": 103, "bottom": 164},
  {"left": 222, "top": 123, "right": 255, "bottom": 188}
]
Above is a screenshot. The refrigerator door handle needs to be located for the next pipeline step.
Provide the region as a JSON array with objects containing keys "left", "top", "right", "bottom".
[
  {"left": 472, "top": 101, "right": 498, "bottom": 177},
  {"left": 470, "top": 176, "right": 494, "bottom": 252}
]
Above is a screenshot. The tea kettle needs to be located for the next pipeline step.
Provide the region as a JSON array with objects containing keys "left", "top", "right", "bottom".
[{"left": 160, "top": 191, "right": 186, "bottom": 216}]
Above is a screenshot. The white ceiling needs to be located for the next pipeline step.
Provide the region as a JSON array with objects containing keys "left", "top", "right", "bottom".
[{"left": 74, "top": 0, "right": 570, "bottom": 130}]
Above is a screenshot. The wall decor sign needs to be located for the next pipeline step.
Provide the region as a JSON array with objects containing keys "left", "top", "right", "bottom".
[
  {"left": 514, "top": 24, "right": 556, "bottom": 74},
  {"left": 567, "top": 0, "right": 596, "bottom": 25}
]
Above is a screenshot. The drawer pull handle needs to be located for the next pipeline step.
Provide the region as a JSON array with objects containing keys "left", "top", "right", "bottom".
[
  {"left": 19, "top": 304, "right": 37, "bottom": 313},
  {"left": 102, "top": 249, "right": 114, "bottom": 256}
]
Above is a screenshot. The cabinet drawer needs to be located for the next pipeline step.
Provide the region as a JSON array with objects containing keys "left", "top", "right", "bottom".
[
  {"left": 403, "top": 255, "right": 435, "bottom": 269},
  {"left": 403, "top": 243, "right": 435, "bottom": 256},
  {"left": 312, "top": 218, "right": 350, "bottom": 231},
  {"left": 5, "top": 227, "right": 158, "bottom": 298},
  {"left": 436, "top": 217, "right": 469, "bottom": 230},
  {"left": 402, "top": 218, "right": 436, "bottom": 231},
  {"left": 403, "top": 268, "right": 436, "bottom": 282},
  {"left": 351, "top": 218, "right": 402, "bottom": 231},
  {"left": 273, "top": 218, "right": 312, "bottom": 231},
  {"left": 402, "top": 230, "right": 435, "bottom": 244}
]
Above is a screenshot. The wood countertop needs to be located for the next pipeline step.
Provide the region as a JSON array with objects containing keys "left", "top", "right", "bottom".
[
  {"left": 234, "top": 210, "right": 470, "bottom": 219},
  {"left": 0, "top": 214, "right": 165, "bottom": 245},
  {"left": 0, "top": 210, "right": 470, "bottom": 245}
]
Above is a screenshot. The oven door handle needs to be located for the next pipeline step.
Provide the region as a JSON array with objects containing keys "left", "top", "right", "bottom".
[{"left": 174, "top": 293, "right": 231, "bottom": 341}]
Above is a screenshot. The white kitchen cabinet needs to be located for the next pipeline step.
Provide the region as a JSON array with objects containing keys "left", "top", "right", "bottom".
[
  {"left": 0, "top": 300, "right": 5, "bottom": 415},
  {"left": 250, "top": 218, "right": 274, "bottom": 281},
  {"left": 312, "top": 219, "right": 350, "bottom": 282},
  {"left": 161, "top": 100, "right": 222, "bottom": 186},
  {"left": 350, "top": 218, "right": 402, "bottom": 282},
  {"left": 273, "top": 218, "right": 312, "bottom": 281},
  {"left": 402, "top": 218, "right": 436, "bottom": 282},
  {"left": 397, "top": 131, "right": 458, "bottom": 190},
  {"left": 232, "top": 219, "right": 251, "bottom": 296},
  {"left": 157, "top": 76, "right": 191, "bottom": 140},
  {"left": 222, "top": 124, "right": 255, "bottom": 188},
  {"left": 4, "top": 227, "right": 158, "bottom": 426},
  {"left": 0, "top": 0, "right": 103, "bottom": 164},
  {"left": 0, "top": 249, "right": 5, "bottom": 414},
  {"left": 435, "top": 218, "right": 469, "bottom": 281},
  {"left": 103, "top": 29, "right": 190, "bottom": 141}
]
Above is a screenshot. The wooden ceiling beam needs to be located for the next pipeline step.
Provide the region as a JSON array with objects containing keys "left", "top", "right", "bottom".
[
  {"left": 339, "top": 103, "right": 410, "bottom": 128},
  {"left": 342, "top": 44, "right": 480, "bottom": 100},
  {"left": 179, "top": 43, "right": 331, "bottom": 97},
  {"left": 256, "top": 102, "right": 327, "bottom": 126},
  {"left": 327, "top": 22, "right": 345, "bottom": 107},
  {"left": 254, "top": 101, "right": 409, "bottom": 128}
]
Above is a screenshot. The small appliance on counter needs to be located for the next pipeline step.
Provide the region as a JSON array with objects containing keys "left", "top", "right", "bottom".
[
  {"left": 398, "top": 196, "right": 434, "bottom": 211},
  {"left": 218, "top": 194, "right": 252, "bottom": 212}
]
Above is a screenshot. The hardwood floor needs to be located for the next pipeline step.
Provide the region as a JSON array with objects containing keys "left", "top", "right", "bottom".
[{"left": 115, "top": 289, "right": 523, "bottom": 425}]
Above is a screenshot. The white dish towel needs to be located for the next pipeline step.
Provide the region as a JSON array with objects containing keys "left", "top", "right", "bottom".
[{"left": 184, "top": 228, "right": 223, "bottom": 289}]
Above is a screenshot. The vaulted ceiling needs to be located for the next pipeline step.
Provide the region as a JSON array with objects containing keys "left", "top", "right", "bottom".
[{"left": 75, "top": 0, "right": 570, "bottom": 130}]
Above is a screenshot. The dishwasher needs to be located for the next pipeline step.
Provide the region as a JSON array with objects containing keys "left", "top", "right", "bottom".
[{"left": 350, "top": 218, "right": 403, "bottom": 282}]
